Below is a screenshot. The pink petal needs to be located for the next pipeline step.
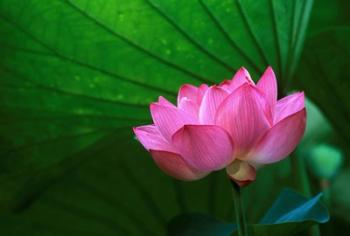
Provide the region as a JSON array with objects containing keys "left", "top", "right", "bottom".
[
  {"left": 199, "top": 86, "right": 229, "bottom": 124},
  {"left": 178, "top": 97, "right": 199, "bottom": 119},
  {"left": 150, "top": 150, "right": 208, "bottom": 181},
  {"left": 218, "top": 80, "right": 231, "bottom": 91},
  {"left": 158, "top": 96, "right": 175, "bottom": 107},
  {"left": 226, "top": 160, "right": 256, "bottom": 187},
  {"left": 177, "top": 84, "right": 209, "bottom": 107},
  {"left": 133, "top": 125, "right": 175, "bottom": 152},
  {"left": 197, "top": 84, "right": 209, "bottom": 104},
  {"left": 257, "top": 66, "right": 277, "bottom": 111},
  {"left": 177, "top": 84, "right": 198, "bottom": 105},
  {"left": 226, "top": 67, "right": 255, "bottom": 92},
  {"left": 274, "top": 92, "right": 305, "bottom": 124},
  {"left": 248, "top": 108, "right": 306, "bottom": 164},
  {"left": 172, "top": 125, "right": 234, "bottom": 172},
  {"left": 150, "top": 104, "right": 197, "bottom": 141},
  {"left": 216, "top": 84, "right": 271, "bottom": 154}
]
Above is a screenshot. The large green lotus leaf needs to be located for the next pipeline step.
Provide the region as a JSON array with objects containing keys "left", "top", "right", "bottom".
[
  {"left": 0, "top": 0, "right": 314, "bottom": 211},
  {"left": 294, "top": 28, "right": 350, "bottom": 148},
  {"left": 308, "top": 0, "right": 350, "bottom": 33},
  {"left": 168, "top": 213, "right": 235, "bottom": 236},
  {"left": 0, "top": 129, "right": 235, "bottom": 236},
  {"left": 168, "top": 189, "right": 329, "bottom": 236}
]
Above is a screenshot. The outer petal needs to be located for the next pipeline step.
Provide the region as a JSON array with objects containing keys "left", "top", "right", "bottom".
[
  {"left": 257, "top": 66, "right": 277, "bottom": 110},
  {"left": 216, "top": 84, "right": 271, "bottom": 154},
  {"left": 177, "top": 84, "right": 198, "bottom": 105},
  {"left": 226, "top": 67, "right": 255, "bottom": 92},
  {"left": 178, "top": 97, "right": 199, "bottom": 119},
  {"left": 133, "top": 125, "right": 175, "bottom": 152},
  {"left": 197, "top": 84, "right": 209, "bottom": 104},
  {"left": 150, "top": 104, "right": 197, "bottom": 141},
  {"left": 248, "top": 108, "right": 306, "bottom": 164},
  {"left": 158, "top": 96, "right": 175, "bottom": 107},
  {"left": 274, "top": 92, "right": 305, "bottom": 124},
  {"left": 172, "top": 125, "right": 234, "bottom": 172},
  {"left": 226, "top": 160, "right": 256, "bottom": 187},
  {"left": 177, "top": 84, "right": 209, "bottom": 107},
  {"left": 150, "top": 150, "right": 208, "bottom": 181},
  {"left": 199, "top": 86, "right": 229, "bottom": 124},
  {"left": 218, "top": 80, "right": 231, "bottom": 91}
]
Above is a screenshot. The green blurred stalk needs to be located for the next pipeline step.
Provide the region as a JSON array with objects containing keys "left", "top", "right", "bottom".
[
  {"left": 291, "top": 152, "right": 321, "bottom": 236},
  {"left": 292, "top": 152, "right": 311, "bottom": 196},
  {"left": 231, "top": 180, "right": 249, "bottom": 236}
]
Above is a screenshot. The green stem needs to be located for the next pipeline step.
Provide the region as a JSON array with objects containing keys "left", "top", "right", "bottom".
[
  {"left": 295, "top": 152, "right": 311, "bottom": 196},
  {"left": 291, "top": 153, "right": 321, "bottom": 236},
  {"left": 230, "top": 180, "right": 249, "bottom": 236}
]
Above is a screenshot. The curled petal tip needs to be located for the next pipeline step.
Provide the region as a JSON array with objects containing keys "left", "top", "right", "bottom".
[
  {"left": 266, "top": 65, "right": 273, "bottom": 71},
  {"left": 262, "top": 66, "right": 276, "bottom": 81},
  {"left": 158, "top": 96, "right": 175, "bottom": 107},
  {"left": 238, "top": 66, "right": 248, "bottom": 72},
  {"left": 238, "top": 67, "right": 250, "bottom": 78},
  {"left": 133, "top": 124, "right": 175, "bottom": 152}
]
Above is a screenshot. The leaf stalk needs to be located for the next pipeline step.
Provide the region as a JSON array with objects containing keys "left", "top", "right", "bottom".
[{"left": 230, "top": 180, "right": 249, "bottom": 236}]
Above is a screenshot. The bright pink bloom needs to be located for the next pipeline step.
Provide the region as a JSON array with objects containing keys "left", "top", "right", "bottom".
[{"left": 133, "top": 67, "right": 306, "bottom": 186}]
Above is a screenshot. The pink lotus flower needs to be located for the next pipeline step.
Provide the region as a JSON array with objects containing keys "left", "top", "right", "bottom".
[{"left": 133, "top": 67, "right": 306, "bottom": 186}]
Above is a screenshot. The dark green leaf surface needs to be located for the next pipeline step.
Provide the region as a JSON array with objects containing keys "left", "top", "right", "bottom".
[
  {"left": 168, "top": 213, "right": 235, "bottom": 236},
  {"left": 168, "top": 189, "right": 329, "bottom": 236},
  {"left": 295, "top": 28, "right": 350, "bottom": 148},
  {"left": 308, "top": 0, "right": 350, "bottom": 33},
  {"left": 0, "top": 128, "right": 236, "bottom": 236}
]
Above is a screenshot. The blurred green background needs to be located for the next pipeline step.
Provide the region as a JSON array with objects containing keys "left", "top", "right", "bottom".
[{"left": 0, "top": 0, "right": 349, "bottom": 235}]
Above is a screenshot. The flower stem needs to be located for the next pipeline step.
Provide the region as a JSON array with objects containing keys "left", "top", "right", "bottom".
[
  {"left": 291, "top": 152, "right": 320, "bottom": 236},
  {"left": 230, "top": 180, "right": 249, "bottom": 236}
]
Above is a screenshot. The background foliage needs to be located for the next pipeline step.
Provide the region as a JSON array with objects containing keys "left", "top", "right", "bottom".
[{"left": 0, "top": 0, "right": 349, "bottom": 235}]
